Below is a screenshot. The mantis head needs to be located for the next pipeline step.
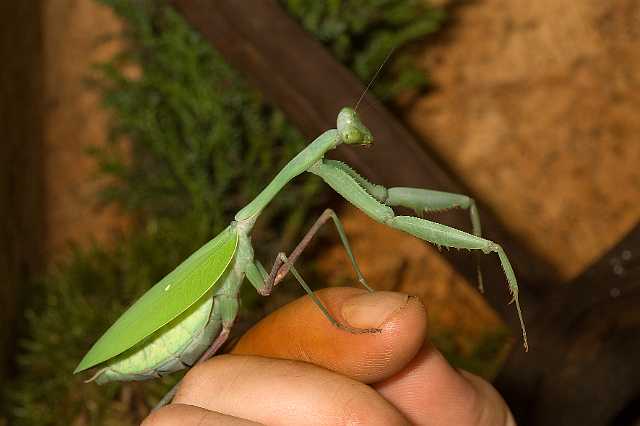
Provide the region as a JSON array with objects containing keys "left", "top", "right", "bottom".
[{"left": 337, "top": 107, "right": 373, "bottom": 147}]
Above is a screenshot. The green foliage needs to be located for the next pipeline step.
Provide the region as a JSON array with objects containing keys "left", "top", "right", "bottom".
[
  {"left": 431, "top": 328, "right": 512, "bottom": 380},
  {"left": 6, "top": 0, "right": 446, "bottom": 424},
  {"left": 9, "top": 234, "right": 189, "bottom": 425},
  {"left": 91, "top": 1, "right": 319, "bottom": 243},
  {"left": 281, "top": 0, "right": 445, "bottom": 99}
]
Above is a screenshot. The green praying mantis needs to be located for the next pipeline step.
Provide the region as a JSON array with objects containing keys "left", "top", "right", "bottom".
[{"left": 74, "top": 104, "right": 528, "bottom": 409}]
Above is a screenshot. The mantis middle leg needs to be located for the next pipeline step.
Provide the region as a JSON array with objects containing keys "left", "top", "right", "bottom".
[
  {"left": 247, "top": 207, "right": 373, "bottom": 297},
  {"left": 245, "top": 209, "right": 380, "bottom": 334},
  {"left": 310, "top": 159, "right": 528, "bottom": 351},
  {"left": 246, "top": 253, "right": 380, "bottom": 335}
]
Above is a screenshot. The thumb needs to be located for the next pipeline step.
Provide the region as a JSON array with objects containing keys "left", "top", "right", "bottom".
[{"left": 231, "top": 287, "right": 427, "bottom": 383}]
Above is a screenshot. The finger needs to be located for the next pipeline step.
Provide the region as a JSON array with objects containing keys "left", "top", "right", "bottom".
[
  {"left": 231, "top": 287, "right": 427, "bottom": 384},
  {"left": 142, "top": 403, "right": 262, "bottom": 426},
  {"left": 374, "top": 344, "right": 515, "bottom": 426},
  {"left": 174, "top": 354, "right": 408, "bottom": 426}
]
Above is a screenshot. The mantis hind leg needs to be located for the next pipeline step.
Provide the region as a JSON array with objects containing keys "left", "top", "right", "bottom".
[
  {"left": 151, "top": 329, "right": 231, "bottom": 411},
  {"left": 152, "top": 295, "right": 239, "bottom": 411}
]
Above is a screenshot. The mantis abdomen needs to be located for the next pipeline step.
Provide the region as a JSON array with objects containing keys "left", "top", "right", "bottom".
[{"left": 92, "top": 295, "right": 222, "bottom": 384}]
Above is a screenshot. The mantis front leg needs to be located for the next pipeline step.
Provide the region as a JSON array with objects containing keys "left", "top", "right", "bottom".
[
  {"left": 327, "top": 160, "right": 485, "bottom": 291},
  {"left": 310, "top": 159, "right": 528, "bottom": 351}
]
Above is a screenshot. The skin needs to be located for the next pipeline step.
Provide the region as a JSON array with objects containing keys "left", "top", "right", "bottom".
[{"left": 144, "top": 287, "right": 516, "bottom": 426}]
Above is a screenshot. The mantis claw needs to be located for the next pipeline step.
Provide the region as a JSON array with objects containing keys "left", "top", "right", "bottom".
[
  {"left": 336, "top": 323, "right": 382, "bottom": 334},
  {"left": 83, "top": 368, "right": 106, "bottom": 384}
]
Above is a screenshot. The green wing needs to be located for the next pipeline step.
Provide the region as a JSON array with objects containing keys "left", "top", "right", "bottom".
[{"left": 74, "top": 226, "right": 238, "bottom": 373}]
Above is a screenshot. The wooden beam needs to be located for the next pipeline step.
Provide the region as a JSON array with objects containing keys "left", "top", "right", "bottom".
[
  {"left": 0, "top": 0, "right": 45, "bottom": 381},
  {"left": 496, "top": 221, "right": 640, "bottom": 425}
]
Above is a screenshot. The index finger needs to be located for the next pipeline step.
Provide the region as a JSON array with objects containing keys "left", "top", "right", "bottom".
[{"left": 231, "top": 287, "right": 427, "bottom": 383}]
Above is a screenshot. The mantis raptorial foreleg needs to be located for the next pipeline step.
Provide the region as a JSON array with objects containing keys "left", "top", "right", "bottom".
[
  {"left": 385, "top": 187, "right": 484, "bottom": 291},
  {"left": 311, "top": 159, "right": 528, "bottom": 350},
  {"left": 326, "top": 160, "right": 485, "bottom": 291}
]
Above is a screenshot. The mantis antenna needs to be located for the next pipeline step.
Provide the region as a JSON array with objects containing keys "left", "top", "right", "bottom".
[{"left": 354, "top": 46, "right": 396, "bottom": 111}]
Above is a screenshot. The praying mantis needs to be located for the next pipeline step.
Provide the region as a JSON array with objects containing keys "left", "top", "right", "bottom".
[{"left": 74, "top": 106, "right": 528, "bottom": 409}]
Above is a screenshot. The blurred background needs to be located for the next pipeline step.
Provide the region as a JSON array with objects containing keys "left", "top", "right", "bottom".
[{"left": 1, "top": 0, "right": 639, "bottom": 425}]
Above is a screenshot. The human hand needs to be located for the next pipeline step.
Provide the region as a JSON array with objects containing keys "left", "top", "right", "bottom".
[{"left": 144, "top": 287, "right": 516, "bottom": 425}]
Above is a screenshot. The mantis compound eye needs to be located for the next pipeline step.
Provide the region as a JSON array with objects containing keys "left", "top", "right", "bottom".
[{"left": 343, "top": 128, "right": 362, "bottom": 144}]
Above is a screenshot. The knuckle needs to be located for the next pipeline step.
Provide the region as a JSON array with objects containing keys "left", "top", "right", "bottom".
[
  {"left": 179, "top": 356, "right": 226, "bottom": 392},
  {"left": 336, "top": 384, "right": 405, "bottom": 426}
]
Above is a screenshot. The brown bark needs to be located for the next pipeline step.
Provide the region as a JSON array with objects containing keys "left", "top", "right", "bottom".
[{"left": 0, "top": 1, "right": 45, "bottom": 381}]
